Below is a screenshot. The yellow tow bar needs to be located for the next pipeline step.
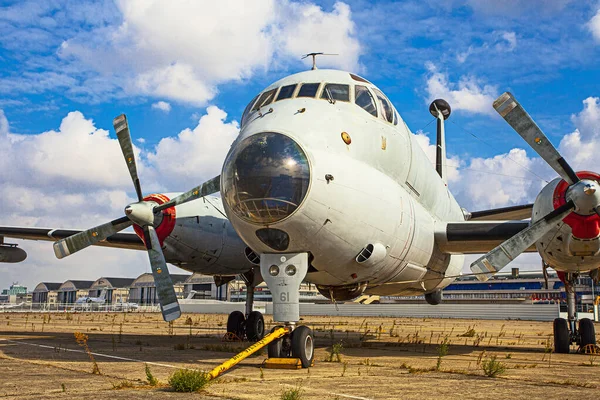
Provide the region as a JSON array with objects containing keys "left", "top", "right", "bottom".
[{"left": 207, "top": 326, "right": 290, "bottom": 380}]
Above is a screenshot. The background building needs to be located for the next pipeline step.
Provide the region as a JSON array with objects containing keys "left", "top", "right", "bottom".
[
  {"left": 89, "top": 277, "right": 135, "bottom": 304},
  {"left": 128, "top": 273, "right": 189, "bottom": 304},
  {"left": 0, "top": 283, "right": 29, "bottom": 303},
  {"left": 56, "top": 280, "right": 94, "bottom": 303},
  {"left": 32, "top": 282, "right": 61, "bottom": 304}
]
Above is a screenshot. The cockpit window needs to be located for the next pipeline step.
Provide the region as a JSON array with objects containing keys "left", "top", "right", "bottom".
[
  {"left": 350, "top": 73, "right": 371, "bottom": 84},
  {"left": 252, "top": 89, "right": 277, "bottom": 111},
  {"left": 373, "top": 88, "right": 394, "bottom": 123},
  {"left": 355, "top": 85, "right": 377, "bottom": 117},
  {"left": 276, "top": 84, "right": 297, "bottom": 101},
  {"left": 320, "top": 84, "right": 350, "bottom": 102},
  {"left": 393, "top": 109, "right": 399, "bottom": 125},
  {"left": 297, "top": 83, "right": 320, "bottom": 98},
  {"left": 241, "top": 94, "right": 259, "bottom": 127}
]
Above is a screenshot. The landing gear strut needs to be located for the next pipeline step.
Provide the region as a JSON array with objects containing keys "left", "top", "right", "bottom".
[
  {"left": 261, "top": 252, "right": 314, "bottom": 368},
  {"left": 553, "top": 272, "right": 596, "bottom": 353},
  {"left": 226, "top": 269, "right": 265, "bottom": 341}
]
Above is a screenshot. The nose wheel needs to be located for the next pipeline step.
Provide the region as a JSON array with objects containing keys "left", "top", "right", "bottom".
[{"left": 267, "top": 325, "right": 314, "bottom": 368}]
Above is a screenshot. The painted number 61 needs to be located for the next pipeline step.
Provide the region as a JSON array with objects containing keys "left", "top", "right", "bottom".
[{"left": 280, "top": 292, "right": 289, "bottom": 302}]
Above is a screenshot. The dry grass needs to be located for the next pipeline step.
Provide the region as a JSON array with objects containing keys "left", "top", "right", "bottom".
[{"left": 1, "top": 312, "right": 599, "bottom": 399}]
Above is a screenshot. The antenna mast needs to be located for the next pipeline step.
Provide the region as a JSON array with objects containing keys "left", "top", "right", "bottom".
[{"left": 301, "top": 52, "right": 338, "bottom": 70}]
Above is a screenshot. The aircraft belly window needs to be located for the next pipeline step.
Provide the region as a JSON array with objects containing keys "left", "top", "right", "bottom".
[
  {"left": 355, "top": 85, "right": 377, "bottom": 117},
  {"left": 297, "top": 83, "right": 320, "bottom": 98},
  {"left": 252, "top": 89, "right": 277, "bottom": 111},
  {"left": 373, "top": 88, "right": 393, "bottom": 123},
  {"left": 320, "top": 84, "right": 350, "bottom": 102},
  {"left": 241, "top": 94, "right": 259, "bottom": 127},
  {"left": 276, "top": 84, "right": 297, "bottom": 101}
]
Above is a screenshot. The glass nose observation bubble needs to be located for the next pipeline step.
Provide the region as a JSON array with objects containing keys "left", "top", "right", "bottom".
[{"left": 222, "top": 132, "right": 311, "bottom": 225}]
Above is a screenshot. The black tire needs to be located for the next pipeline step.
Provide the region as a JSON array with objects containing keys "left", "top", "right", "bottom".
[
  {"left": 226, "top": 311, "right": 245, "bottom": 339},
  {"left": 291, "top": 325, "right": 314, "bottom": 368},
  {"left": 553, "top": 317, "right": 570, "bottom": 354},
  {"left": 579, "top": 318, "right": 596, "bottom": 349},
  {"left": 246, "top": 311, "right": 265, "bottom": 341},
  {"left": 425, "top": 290, "right": 442, "bottom": 305}
]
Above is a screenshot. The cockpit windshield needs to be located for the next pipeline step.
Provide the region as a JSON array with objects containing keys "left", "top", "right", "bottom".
[
  {"left": 373, "top": 88, "right": 394, "bottom": 123},
  {"left": 297, "top": 83, "right": 320, "bottom": 97},
  {"left": 320, "top": 84, "right": 350, "bottom": 102},
  {"left": 252, "top": 89, "right": 277, "bottom": 111},
  {"left": 355, "top": 85, "right": 377, "bottom": 116},
  {"left": 276, "top": 84, "right": 297, "bottom": 101},
  {"left": 241, "top": 94, "right": 259, "bottom": 127},
  {"left": 240, "top": 77, "right": 399, "bottom": 130}
]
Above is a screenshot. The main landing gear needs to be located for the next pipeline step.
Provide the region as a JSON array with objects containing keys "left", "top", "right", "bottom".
[
  {"left": 226, "top": 269, "right": 265, "bottom": 342},
  {"left": 553, "top": 272, "right": 596, "bottom": 353},
  {"left": 261, "top": 252, "right": 314, "bottom": 368}
]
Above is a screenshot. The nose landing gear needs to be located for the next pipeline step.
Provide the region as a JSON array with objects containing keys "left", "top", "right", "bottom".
[
  {"left": 261, "top": 252, "right": 315, "bottom": 368},
  {"left": 553, "top": 272, "right": 597, "bottom": 353}
]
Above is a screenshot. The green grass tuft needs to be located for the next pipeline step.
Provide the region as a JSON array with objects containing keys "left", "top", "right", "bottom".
[{"left": 168, "top": 369, "right": 210, "bottom": 392}]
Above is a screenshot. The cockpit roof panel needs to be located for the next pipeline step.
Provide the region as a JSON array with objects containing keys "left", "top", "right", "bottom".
[{"left": 264, "top": 69, "right": 377, "bottom": 92}]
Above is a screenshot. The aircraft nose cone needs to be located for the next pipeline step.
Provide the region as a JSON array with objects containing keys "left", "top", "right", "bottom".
[
  {"left": 125, "top": 206, "right": 133, "bottom": 215},
  {"left": 222, "top": 132, "right": 311, "bottom": 225}
]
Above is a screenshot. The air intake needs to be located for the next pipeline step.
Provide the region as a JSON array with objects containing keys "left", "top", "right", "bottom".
[{"left": 244, "top": 247, "right": 260, "bottom": 265}]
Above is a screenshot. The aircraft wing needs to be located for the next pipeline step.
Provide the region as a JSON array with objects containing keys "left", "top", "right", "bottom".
[
  {"left": 469, "top": 204, "right": 533, "bottom": 221},
  {"left": 0, "top": 226, "right": 144, "bottom": 251},
  {"left": 435, "top": 220, "right": 535, "bottom": 254}
]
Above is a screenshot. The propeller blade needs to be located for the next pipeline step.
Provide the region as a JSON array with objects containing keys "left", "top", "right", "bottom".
[
  {"left": 53, "top": 216, "right": 132, "bottom": 259},
  {"left": 154, "top": 175, "right": 220, "bottom": 212},
  {"left": 493, "top": 92, "right": 580, "bottom": 185},
  {"left": 113, "top": 114, "right": 144, "bottom": 202},
  {"left": 470, "top": 200, "right": 575, "bottom": 282},
  {"left": 143, "top": 225, "right": 181, "bottom": 322}
]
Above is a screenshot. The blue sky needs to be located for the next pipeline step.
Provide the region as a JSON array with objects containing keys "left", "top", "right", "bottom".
[{"left": 1, "top": 0, "right": 600, "bottom": 288}]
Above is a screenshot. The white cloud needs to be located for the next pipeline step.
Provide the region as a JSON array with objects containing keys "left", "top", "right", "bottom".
[
  {"left": 151, "top": 100, "right": 172, "bottom": 113},
  {"left": 0, "top": 105, "right": 239, "bottom": 288},
  {"left": 413, "top": 131, "right": 462, "bottom": 183},
  {"left": 589, "top": 8, "right": 600, "bottom": 42},
  {"left": 425, "top": 63, "right": 498, "bottom": 116},
  {"left": 449, "top": 97, "right": 600, "bottom": 212},
  {"left": 275, "top": 2, "right": 361, "bottom": 71},
  {"left": 58, "top": 0, "right": 362, "bottom": 105},
  {"left": 452, "top": 148, "right": 548, "bottom": 210},
  {"left": 558, "top": 97, "right": 600, "bottom": 171},
  {"left": 497, "top": 31, "right": 517, "bottom": 51},
  {"left": 148, "top": 106, "right": 239, "bottom": 187}
]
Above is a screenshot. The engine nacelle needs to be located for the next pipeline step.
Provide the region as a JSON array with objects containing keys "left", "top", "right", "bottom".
[
  {"left": 0, "top": 245, "right": 27, "bottom": 263},
  {"left": 533, "top": 171, "right": 600, "bottom": 273}
]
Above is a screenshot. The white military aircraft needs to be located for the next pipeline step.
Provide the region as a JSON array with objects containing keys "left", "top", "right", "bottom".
[
  {"left": 2, "top": 57, "right": 599, "bottom": 366},
  {"left": 75, "top": 289, "right": 107, "bottom": 305}
]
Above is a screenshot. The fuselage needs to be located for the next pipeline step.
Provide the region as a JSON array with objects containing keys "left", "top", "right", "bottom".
[
  {"left": 220, "top": 69, "right": 466, "bottom": 296},
  {"left": 146, "top": 193, "right": 256, "bottom": 275}
]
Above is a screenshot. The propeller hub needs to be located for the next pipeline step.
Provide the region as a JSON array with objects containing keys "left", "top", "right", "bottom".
[
  {"left": 566, "top": 179, "right": 600, "bottom": 216},
  {"left": 124, "top": 201, "right": 158, "bottom": 227}
]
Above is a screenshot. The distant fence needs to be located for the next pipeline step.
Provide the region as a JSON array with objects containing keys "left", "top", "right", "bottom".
[
  {"left": 1, "top": 302, "right": 564, "bottom": 321},
  {"left": 180, "top": 302, "right": 561, "bottom": 322},
  {"left": 0, "top": 303, "right": 160, "bottom": 313}
]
